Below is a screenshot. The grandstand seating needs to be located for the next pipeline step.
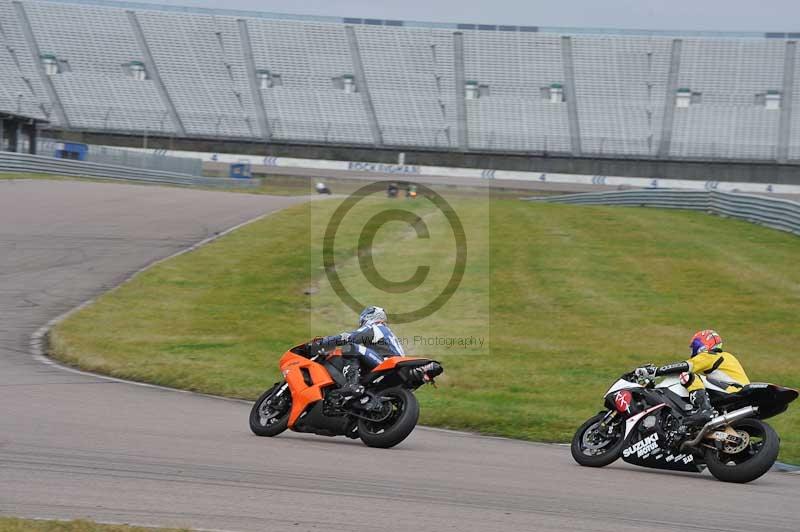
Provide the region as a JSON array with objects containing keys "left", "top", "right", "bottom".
[
  {"left": 791, "top": 51, "right": 800, "bottom": 160},
  {"left": 355, "top": 25, "right": 457, "bottom": 148},
  {"left": 247, "top": 18, "right": 373, "bottom": 144},
  {"left": 572, "top": 35, "right": 672, "bottom": 157},
  {"left": 463, "top": 31, "right": 571, "bottom": 152},
  {"left": 23, "top": 0, "right": 170, "bottom": 132},
  {"left": 0, "top": 33, "right": 41, "bottom": 118},
  {"left": 1, "top": 0, "right": 799, "bottom": 162},
  {"left": 136, "top": 11, "right": 253, "bottom": 138},
  {"left": 0, "top": 0, "right": 48, "bottom": 119},
  {"left": 670, "top": 38, "right": 785, "bottom": 159}
]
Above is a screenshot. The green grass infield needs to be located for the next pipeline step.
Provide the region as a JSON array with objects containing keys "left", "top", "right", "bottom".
[{"left": 50, "top": 196, "right": 800, "bottom": 462}]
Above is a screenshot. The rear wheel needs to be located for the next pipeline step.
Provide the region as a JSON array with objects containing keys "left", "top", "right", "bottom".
[
  {"left": 704, "top": 418, "right": 779, "bottom": 483},
  {"left": 249, "top": 383, "right": 291, "bottom": 437},
  {"left": 358, "top": 387, "right": 419, "bottom": 449},
  {"left": 571, "top": 412, "right": 625, "bottom": 467}
]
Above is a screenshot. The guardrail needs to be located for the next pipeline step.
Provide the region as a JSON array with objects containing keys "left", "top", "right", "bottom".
[
  {"left": 523, "top": 189, "right": 800, "bottom": 236},
  {"left": 38, "top": 138, "right": 204, "bottom": 176},
  {"left": 0, "top": 152, "right": 257, "bottom": 189}
]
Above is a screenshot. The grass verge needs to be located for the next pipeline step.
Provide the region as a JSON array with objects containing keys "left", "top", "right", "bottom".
[
  {"left": 0, "top": 517, "right": 188, "bottom": 532},
  {"left": 0, "top": 172, "right": 73, "bottom": 180},
  {"left": 51, "top": 197, "right": 800, "bottom": 462}
]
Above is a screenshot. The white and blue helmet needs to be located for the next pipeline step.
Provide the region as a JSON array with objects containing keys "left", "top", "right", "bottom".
[{"left": 359, "top": 306, "right": 387, "bottom": 327}]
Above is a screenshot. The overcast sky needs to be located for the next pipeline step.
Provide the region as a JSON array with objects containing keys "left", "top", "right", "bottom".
[{"left": 115, "top": 0, "right": 797, "bottom": 32}]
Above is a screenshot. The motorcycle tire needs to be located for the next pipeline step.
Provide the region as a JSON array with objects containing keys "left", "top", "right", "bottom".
[
  {"left": 358, "top": 387, "right": 419, "bottom": 449},
  {"left": 249, "top": 383, "right": 291, "bottom": 437},
  {"left": 704, "top": 418, "right": 779, "bottom": 483},
  {"left": 571, "top": 412, "right": 625, "bottom": 467}
]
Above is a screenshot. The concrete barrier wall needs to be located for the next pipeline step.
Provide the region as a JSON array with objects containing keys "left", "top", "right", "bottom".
[
  {"left": 43, "top": 130, "right": 800, "bottom": 184},
  {"left": 123, "top": 147, "right": 800, "bottom": 196}
]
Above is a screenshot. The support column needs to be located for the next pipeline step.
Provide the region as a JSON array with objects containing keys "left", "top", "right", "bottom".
[
  {"left": 344, "top": 26, "right": 382, "bottom": 147},
  {"left": 237, "top": 19, "right": 271, "bottom": 142},
  {"left": 9, "top": 121, "right": 19, "bottom": 152},
  {"left": 453, "top": 32, "right": 468, "bottom": 150},
  {"left": 778, "top": 40, "right": 796, "bottom": 163},
  {"left": 127, "top": 10, "right": 186, "bottom": 136},
  {"left": 0, "top": 119, "right": 5, "bottom": 152},
  {"left": 560, "top": 36, "right": 582, "bottom": 156},
  {"left": 13, "top": 1, "right": 69, "bottom": 127},
  {"left": 658, "top": 39, "right": 683, "bottom": 157},
  {"left": 29, "top": 122, "right": 38, "bottom": 154}
]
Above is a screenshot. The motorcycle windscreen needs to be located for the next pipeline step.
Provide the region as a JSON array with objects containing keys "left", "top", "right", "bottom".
[{"left": 621, "top": 409, "right": 702, "bottom": 473}]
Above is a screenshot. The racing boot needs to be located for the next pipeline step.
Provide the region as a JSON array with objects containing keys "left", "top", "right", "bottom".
[
  {"left": 339, "top": 364, "right": 365, "bottom": 398},
  {"left": 683, "top": 390, "right": 716, "bottom": 427},
  {"left": 409, "top": 362, "right": 443, "bottom": 385}
]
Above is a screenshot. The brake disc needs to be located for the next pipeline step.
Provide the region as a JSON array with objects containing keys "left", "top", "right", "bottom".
[
  {"left": 722, "top": 430, "right": 750, "bottom": 454},
  {"left": 582, "top": 423, "right": 613, "bottom": 451},
  {"left": 259, "top": 397, "right": 285, "bottom": 424}
]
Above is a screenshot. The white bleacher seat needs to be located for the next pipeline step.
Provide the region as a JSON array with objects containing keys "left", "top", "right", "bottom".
[
  {"left": 1, "top": 0, "right": 798, "bottom": 161},
  {"left": 247, "top": 18, "right": 373, "bottom": 144},
  {"left": 462, "top": 31, "right": 571, "bottom": 152},
  {"left": 355, "top": 25, "right": 457, "bottom": 148},
  {"left": 671, "top": 38, "right": 784, "bottom": 160},
  {"left": 572, "top": 35, "right": 672, "bottom": 156}
]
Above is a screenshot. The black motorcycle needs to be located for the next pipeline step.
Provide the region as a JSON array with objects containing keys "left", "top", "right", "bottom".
[{"left": 571, "top": 368, "right": 798, "bottom": 483}]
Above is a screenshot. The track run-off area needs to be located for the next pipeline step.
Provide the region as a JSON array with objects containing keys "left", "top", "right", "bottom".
[{"left": 0, "top": 179, "right": 798, "bottom": 532}]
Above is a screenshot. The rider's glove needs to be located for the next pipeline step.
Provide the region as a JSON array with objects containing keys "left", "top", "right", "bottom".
[{"left": 634, "top": 365, "right": 657, "bottom": 379}]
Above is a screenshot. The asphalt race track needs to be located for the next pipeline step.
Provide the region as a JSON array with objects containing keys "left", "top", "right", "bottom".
[{"left": 0, "top": 179, "right": 798, "bottom": 532}]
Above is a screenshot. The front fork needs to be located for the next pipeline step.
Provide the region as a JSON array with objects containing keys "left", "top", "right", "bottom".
[
  {"left": 274, "top": 381, "right": 289, "bottom": 397},
  {"left": 598, "top": 410, "right": 620, "bottom": 436},
  {"left": 261, "top": 381, "right": 289, "bottom": 415}
]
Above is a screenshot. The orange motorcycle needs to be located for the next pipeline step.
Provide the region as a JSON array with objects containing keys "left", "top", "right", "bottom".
[{"left": 249, "top": 341, "right": 443, "bottom": 448}]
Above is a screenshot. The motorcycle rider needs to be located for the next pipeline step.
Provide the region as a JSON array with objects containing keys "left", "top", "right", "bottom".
[
  {"left": 634, "top": 329, "right": 751, "bottom": 426},
  {"left": 311, "top": 306, "right": 406, "bottom": 397}
]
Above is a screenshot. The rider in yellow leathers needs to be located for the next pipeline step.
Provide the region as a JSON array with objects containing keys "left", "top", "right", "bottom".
[{"left": 635, "top": 330, "right": 750, "bottom": 426}]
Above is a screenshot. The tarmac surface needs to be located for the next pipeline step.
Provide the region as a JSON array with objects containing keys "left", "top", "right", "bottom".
[{"left": 0, "top": 179, "right": 798, "bottom": 532}]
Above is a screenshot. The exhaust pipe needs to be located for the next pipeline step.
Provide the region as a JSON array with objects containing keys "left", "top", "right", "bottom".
[{"left": 681, "top": 406, "right": 758, "bottom": 450}]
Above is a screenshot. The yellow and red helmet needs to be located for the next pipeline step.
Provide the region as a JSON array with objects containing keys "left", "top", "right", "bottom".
[{"left": 689, "top": 329, "right": 723, "bottom": 357}]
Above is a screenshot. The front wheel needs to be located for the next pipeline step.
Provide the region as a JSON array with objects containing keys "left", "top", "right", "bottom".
[
  {"left": 358, "top": 387, "right": 419, "bottom": 449},
  {"left": 571, "top": 412, "right": 625, "bottom": 467},
  {"left": 249, "top": 382, "right": 291, "bottom": 437},
  {"left": 704, "top": 418, "right": 779, "bottom": 483}
]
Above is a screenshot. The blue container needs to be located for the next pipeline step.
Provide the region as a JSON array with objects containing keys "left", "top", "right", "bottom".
[
  {"left": 55, "top": 142, "right": 88, "bottom": 160},
  {"left": 229, "top": 162, "right": 252, "bottom": 179}
]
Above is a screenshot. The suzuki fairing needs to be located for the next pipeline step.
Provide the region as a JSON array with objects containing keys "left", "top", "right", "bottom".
[{"left": 571, "top": 367, "right": 797, "bottom": 483}]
